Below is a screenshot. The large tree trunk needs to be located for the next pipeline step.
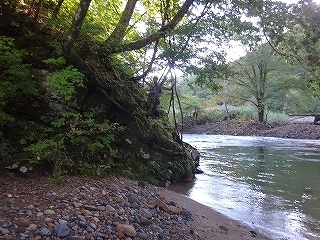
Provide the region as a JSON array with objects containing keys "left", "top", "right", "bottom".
[
  {"left": 257, "top": 101, "right": 265, "bottom": 122},
  {"left": 105, "top": 0, "right": 138, "bottom": 45}
]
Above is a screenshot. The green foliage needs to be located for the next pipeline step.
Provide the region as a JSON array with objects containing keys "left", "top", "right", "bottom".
[
  {"left": 0, "top": 36, "right": 34, "bottom": 125},
  {"left": 229, "top": 44, "right": 308, "bottom": 121},
  {"left": 180, "top": 92, "right": 202, "bottom": 112},
  {"left": 23, "top": 108, "right": 125, "bottom": 176},
  {"left": 223, "top": 105, "right": 290, "bottom": 124},
  {"left": 185, "top": 58, "right": 228, "bottom": 92},
  {"left": 4, "top": 0, "right": 304, "bottom": 186},
  {"left": 146, "top": 116, "right": 174, "bottom": 144},
  {"left": 47, "top": 171, "right": 64, "bottom": 184},
  {"left": 43, "top": 56, "right": 66, "bottom": 67},
  {"left": 45, "top": 66, "right": 84, "bottom": 100},
  {"left": 260, "top": 1, "right": 320, "bottom": 95},
  {"left": 266, "top": 111, "right": 289, "bottom": 124},
  {"left": 126, "top": 150, "right": 196, "bottom": 186},
  {"left": 0, "top": 135, "right": 11, "bottom": 158}
]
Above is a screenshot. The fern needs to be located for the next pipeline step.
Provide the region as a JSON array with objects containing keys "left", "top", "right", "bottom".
[{"left": 43, "top": 56, "right": 66, "bottom": 67}]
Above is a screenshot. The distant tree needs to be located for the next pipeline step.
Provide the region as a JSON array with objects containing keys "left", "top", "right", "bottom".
[{"left": 231, "top": 44, "right": 303, "bottom": 122}]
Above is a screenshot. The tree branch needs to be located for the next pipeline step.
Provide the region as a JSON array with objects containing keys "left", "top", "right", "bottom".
[
  {"left": 63, "top": 0, "right": 92, "bottom": 54},
  {"left": 132, "top": 39, "right": 160, "bottom": 82},
  {"left": 105, "top": 0, "right": 139, "bottom": 45},
  {"left": 105, "top": 0, "right": 195, "bottom": 54}
]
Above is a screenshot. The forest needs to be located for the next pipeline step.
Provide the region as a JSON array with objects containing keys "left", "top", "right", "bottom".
[{"left": 1, "top": 0, "right": 320, "bottom": 185}]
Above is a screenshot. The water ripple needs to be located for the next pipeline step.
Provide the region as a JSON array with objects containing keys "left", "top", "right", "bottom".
[{"left": 169, "top": 134, "right": 320, "bottom": 240}]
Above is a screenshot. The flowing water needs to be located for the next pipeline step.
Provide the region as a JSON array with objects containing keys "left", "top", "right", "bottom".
[{"left": 168, "top": 134, "right": 320, "bottom": 240}]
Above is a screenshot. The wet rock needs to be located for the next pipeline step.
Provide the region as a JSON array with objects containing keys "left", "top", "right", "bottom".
[
  {"left": 36, "top": 212, "right": 43, "bottom": 218},
  {"left": 73, "top": 202, "right": 82, "bottom": 208},
  {"left": 0, "top": 176, "right": 216, "bottom": 240},
  {"left": 0, "top": 206, "right": 9, "bottom": 212},
  {"left": 0, "top": 227, "right": 10, "bottom": 235},
  {"left": 250, "top": 230, "right": 258, "bottom": 237},
  {"left": 97, "top": 206, "right": 105, "bottom": 211},
  {"left": 80, "top": 209, "right": 92, "bottom": 216},
  {"left": 140, "top": 216, "right": 151, "bottom": 225},
  {"left": 169, "top": 205, "right": 181, "bottom": 215},
  {"left": 130, "top": 202, "right": 139, "bottom": 208},
  {"left": 180, "top": 210, "right": 192, "bottom": 219},
  {"left": 106, "top": 205, "right": 116, "bottom": 212},
  {"left": 128, "top": 196, "right": 140, "bottom": 204},
  {"left": 137, "top": 232, "right": 148, "bottom": 239},
  {"left": 83, "top": 205, "right": 97, "bottom": 211},
  {"left": 26, "top": 223, "right": 37, "bottom": 231}
]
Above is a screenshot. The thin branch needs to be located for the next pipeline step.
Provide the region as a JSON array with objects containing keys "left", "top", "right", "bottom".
[{"left": 132, "top": 39, "right": 160, "bottom": 82}]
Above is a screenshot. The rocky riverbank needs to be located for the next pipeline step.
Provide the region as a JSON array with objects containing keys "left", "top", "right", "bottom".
[
  {"left": 4, "top": 120, "right": 310, "bottom": 240},
  {"left": 0, "top": 175, "right": 270, "bottom": 240},
  {"left": 183, "top": 119, "right": 320, "bottom": 140}
]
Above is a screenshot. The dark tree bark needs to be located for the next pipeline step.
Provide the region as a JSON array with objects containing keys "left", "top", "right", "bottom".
[
  {"left": 34, "top": 0, "right": 43, "bottom": 23},
  {"left": 63, "top": 0, "right": 92, "bottom": 54},
  {"left": 257, "top": 98, "right": 265, "bottom": 122}
]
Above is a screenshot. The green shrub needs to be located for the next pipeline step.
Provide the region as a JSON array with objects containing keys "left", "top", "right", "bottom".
[
  {"left": 265, "top": 111, "right": 290, "bottom": 124},
  {"left": 45, "top": 65, "right": 84, "bottom": 100},
  {"left": 0, "top": 36, "right": 34, "bottom": 125},
  {"left": 23, "top": 108, "right": 125, "bottom": 176}
]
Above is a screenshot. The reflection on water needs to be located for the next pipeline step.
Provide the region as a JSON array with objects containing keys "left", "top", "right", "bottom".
[{"left": 168, "top": 134, "right": 320, "bottom": 240}]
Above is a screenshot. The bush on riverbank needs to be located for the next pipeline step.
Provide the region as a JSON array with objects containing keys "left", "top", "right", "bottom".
[{"left": 182, "top": 105, "right": 290, "bottom": 129}]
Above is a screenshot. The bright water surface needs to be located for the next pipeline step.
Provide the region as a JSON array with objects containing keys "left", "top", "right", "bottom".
[{"left": 168, "top": 134, "right": 320, "bottom": 240}]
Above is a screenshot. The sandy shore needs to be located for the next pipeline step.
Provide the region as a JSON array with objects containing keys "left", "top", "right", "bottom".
[{"left": 159, "top": 188, "right": 271, "bottom": 240}]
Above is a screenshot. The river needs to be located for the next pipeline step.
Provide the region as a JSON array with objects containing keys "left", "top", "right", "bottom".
[{"left": 168, "top": 134, "right": 320, "bottom": 240}]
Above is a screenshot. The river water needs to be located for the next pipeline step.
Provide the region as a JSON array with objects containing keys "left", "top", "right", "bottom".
[{"left": 168, "top": 134, "right": 320, "bottom": 240}]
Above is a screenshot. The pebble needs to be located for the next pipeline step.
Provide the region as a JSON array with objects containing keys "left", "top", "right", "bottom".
[
  {"left": 44, "top": 209, "right": 55, "bottom": 215},
  {"left": 15, "top": 217, "right": 30, "bottom": 227},
  {"left": 0, "top": 176, "right": 203, "bottom": 239},
  {"left": 219, "top": 225, "right": 229, "bottom": 232},
  {"left": 40, "top": 227, "right": 52, "bottom": 236}
]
